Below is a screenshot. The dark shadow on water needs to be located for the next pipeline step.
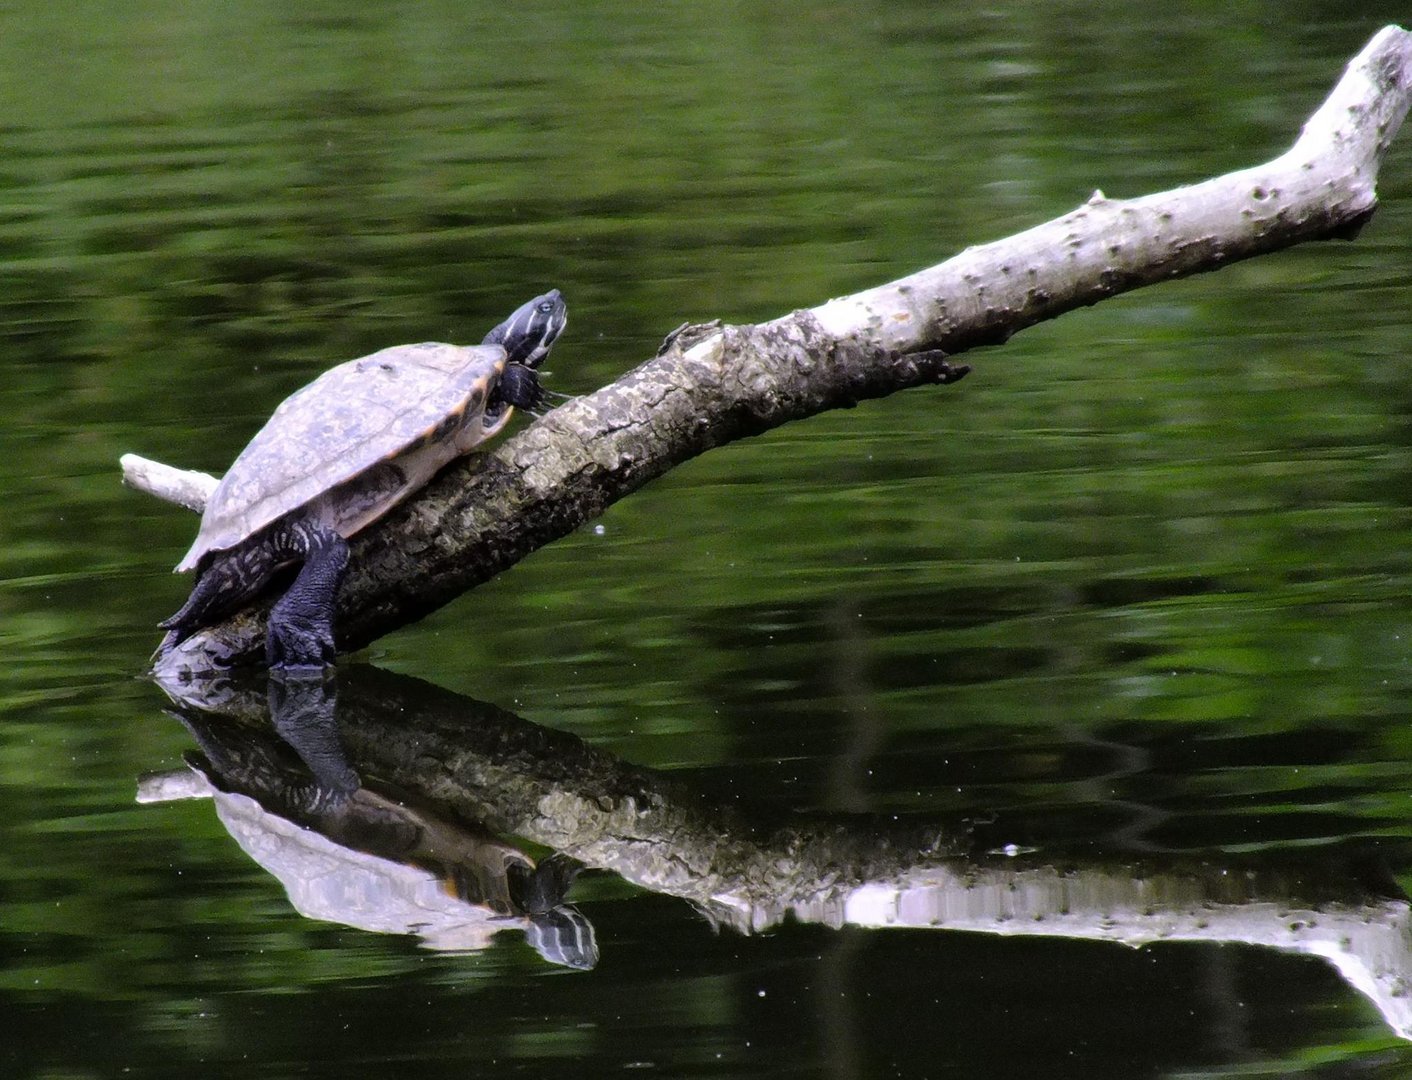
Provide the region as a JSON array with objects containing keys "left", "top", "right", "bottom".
[{"left": 147, "top": 663, "right": 1412, "bottom": 1039}]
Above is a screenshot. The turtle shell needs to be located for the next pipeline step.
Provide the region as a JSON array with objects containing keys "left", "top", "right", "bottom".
[{"left": 176, "top": 342, "right": 510, "bottom": 572}]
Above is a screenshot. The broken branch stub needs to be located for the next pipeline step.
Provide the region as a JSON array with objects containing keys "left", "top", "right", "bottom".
[{"left": 135, "top": 25, "right": 1412, "bottom": 676}]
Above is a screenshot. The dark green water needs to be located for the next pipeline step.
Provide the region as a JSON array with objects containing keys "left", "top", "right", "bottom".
[{"left": 5, "top": 3, "right": 1412, "bottom": 1077}]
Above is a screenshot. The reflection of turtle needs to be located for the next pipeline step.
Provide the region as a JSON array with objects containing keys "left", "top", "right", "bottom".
[
  {"left": 140, "top": 677, "right": 598, "bottom": 970},
  {"left": 160, "top": 291, "right": 568, "bottom": 668}
]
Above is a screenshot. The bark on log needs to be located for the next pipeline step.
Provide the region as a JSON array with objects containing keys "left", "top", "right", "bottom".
[{"left": 134, "top": 26, "right": 1412, "bottom": 675}]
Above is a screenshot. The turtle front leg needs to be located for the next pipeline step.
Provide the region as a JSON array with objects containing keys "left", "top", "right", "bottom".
[
  {"left": 266, "top": 527, "right": 350, "bottom": 670},
  {"left": 494, "top": 362, "right": 552, "bottom": 415}
]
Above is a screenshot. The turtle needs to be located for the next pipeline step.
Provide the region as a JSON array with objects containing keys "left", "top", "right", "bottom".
[{"left": 158, "top": 289, "right": 568, "bottom": 669}]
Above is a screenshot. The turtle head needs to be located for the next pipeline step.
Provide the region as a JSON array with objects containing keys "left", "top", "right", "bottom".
[{"left": 483, "top": 289, "right": 567, "bottom": 369}]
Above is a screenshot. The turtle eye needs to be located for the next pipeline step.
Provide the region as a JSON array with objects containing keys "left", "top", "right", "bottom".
[{"left": 538, "top": 301, "right": 554, "bottom": 313}]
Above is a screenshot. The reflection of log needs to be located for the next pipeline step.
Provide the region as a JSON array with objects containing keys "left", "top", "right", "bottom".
[
  {"left": 839, "top": 863, "right": 1412, "bottom": 1043},
  {"left": 325, "top": 666, "right": 972, "bottom": 912},
  {"left": 153, "top": 664, "right": 1412, "bottom": 1039},
  {"left": 131, "top": 27, "right": 1412, "bottom": 674},
  {"left": 141, "top": 685, "right": 597, "bottom": 969}
]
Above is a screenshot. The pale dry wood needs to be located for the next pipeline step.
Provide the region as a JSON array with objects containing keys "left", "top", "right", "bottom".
[
  {"left": 121, "top": 453, "right": 216, "bottom": 513},
  {"left": 133, "top": 26, "right": 1412, "bottom": 675}
]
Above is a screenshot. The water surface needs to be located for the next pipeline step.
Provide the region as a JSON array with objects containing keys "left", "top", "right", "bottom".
[{"left": 4, "top": 3, "right": 1412, "bottom": 1077}]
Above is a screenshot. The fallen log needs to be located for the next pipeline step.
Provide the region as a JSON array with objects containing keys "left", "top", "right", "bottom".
[{"left": 130, "top": 26, "right": 1412, "bottom": 675}]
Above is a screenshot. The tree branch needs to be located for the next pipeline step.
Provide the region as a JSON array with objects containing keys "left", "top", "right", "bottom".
[
  {"left": 138, "top": 25, "right": 1412, "bottom": 675},
  {"left": 121, "top": 453, "right": 216, "bottom": 513}
]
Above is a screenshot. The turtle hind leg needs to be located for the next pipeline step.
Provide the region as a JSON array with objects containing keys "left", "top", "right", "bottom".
[
  {"left": 265, "top": 529, "right": 350, "bottom": 670},
  {"left": 158, "top": 541, "right": 284, "bottom": 654}
]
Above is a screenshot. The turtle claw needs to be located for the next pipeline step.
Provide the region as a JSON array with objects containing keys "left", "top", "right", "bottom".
[
  {"left": 265, "top": 623, "right": 337, "bottom": 671},
  {"left": 265, "top": 605, "right": 339, "bottom": 670},
  {"left": 524, "top": 388, "right": 575, "bottom": 417}
]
